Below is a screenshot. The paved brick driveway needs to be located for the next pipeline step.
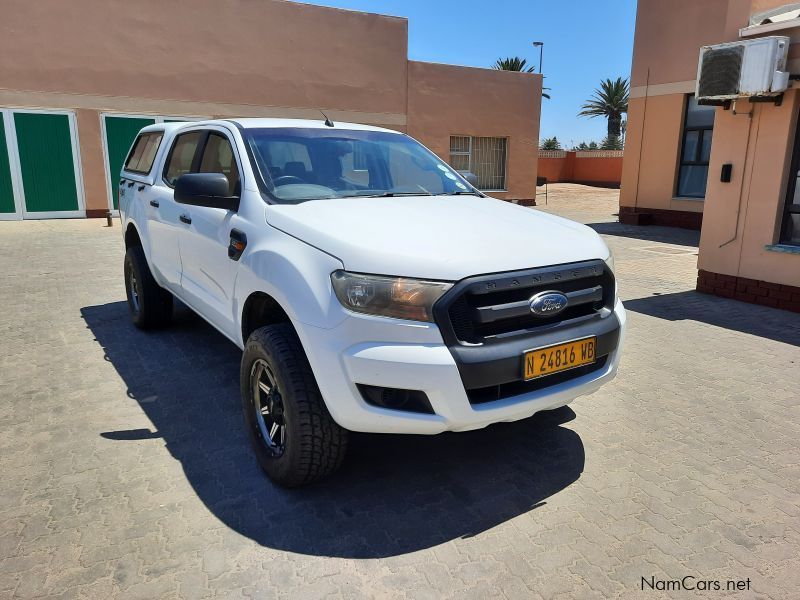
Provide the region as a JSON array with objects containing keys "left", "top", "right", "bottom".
[{"left": 1, "top": 184, "right": 798, "bottom": 599}]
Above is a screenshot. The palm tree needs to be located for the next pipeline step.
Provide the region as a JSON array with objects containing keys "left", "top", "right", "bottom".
[
  {"left": 540, "top": 137, "right": 562, "bottom": 151},
  {"left": 492, "top": 56, "right": 535, "bottom": 72},
  {"left": 579, "top": 77, "right": 629, "bottom": 137},
  {"left": 600, "top": 135, "right": 623, "bottom": 150},
  {"left": 492, "top": 57, "right": 551, "bottom": 99}
]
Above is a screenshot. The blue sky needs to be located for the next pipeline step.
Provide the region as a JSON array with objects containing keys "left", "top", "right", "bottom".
[{"left": 297, "top": 0, "right": 638, "bottom": 146}]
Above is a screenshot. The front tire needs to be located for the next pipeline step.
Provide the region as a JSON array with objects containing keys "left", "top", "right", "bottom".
[
  {"left": 124, "top": 245, "right": 173, "bottom": 329},
  {"left": 240, "top": 323, "right": 348, "bottom": 487}
]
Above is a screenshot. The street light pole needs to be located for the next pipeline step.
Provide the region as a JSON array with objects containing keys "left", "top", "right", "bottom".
[{"left": 532, "top": 41, "right": 544, "bottom": 73}]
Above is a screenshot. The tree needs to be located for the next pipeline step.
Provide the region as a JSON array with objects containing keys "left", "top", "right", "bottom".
[
  {"left": 588, "top": 141, "right": 599, "bottom": 150},
  {"left": 600, "top": 135, "right": 623, "bottom": 150},
  {"left": 576, "top": 142, "right": 589, "bottom": 151},
  {"left": 578, "top": 77, "right": 629, "bottom": 137},
  {"left": 492, "top": 56, "right": 535, "bottom": 73},
  {"left": 540, "top": 137, "right": 562, "bottom": 151},
  {"left": 492, "top": 57, "right": 551, "bottom": 99}
]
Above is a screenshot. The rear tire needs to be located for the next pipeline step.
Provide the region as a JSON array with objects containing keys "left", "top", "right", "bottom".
[
  {"left": 240, "top": 323, "right": 348, "bottom": 487},
  {"left": 124, "top": 245, "right": 173, "bottom": 329}
]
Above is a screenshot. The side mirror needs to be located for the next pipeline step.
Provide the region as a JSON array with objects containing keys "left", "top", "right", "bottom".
[
  {"left": 175, "top": 173, "right": 239, "bottom": 211},
  {"left": 463, "top": 172, "right": 479, "bottom": 188}
]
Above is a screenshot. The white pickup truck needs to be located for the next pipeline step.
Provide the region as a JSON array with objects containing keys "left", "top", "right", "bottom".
[{"left": 118, "top": 118, "right": 626, "bottom": 487}]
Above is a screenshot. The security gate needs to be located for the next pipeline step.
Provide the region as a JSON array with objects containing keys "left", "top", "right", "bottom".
[
  {"left": 0, "top": 108, "right": 85, "bottom": 219},
  {"left": 0, "top": 115, "right": 17, "bottom": 217}
]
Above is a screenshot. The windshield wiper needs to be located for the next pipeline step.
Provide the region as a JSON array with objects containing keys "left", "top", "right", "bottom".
[
  {"left": 361, "top": 191, "right": 434, "bottom": 198},
  {"left": 436, "top": 190, "right": 480, "bottom": 196}
]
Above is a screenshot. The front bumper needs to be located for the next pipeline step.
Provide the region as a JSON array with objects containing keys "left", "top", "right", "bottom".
[{"left": 298, "top": 299, "right": 626, "bottom": 434}]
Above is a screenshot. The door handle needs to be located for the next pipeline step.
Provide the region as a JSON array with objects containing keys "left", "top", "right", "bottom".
[
  {"left": 179, "top": 214, "right": 192, "bottom": 225},
  {"left": 149, "top": 200, "right": 160, "bottom": 208},
  {"left": 137, "top": 185, "right": 145, "bottom": 191},
  {"left": 127, "top": 181, "right": 135, "bottom": 188}
]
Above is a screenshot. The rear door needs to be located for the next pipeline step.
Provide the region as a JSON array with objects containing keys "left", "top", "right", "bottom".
[
  {"left": 177, "top": 128, "right": 243, "bottom": 337},
  {"left": 148, "top": 130, "right": 205, "bottom": 292}
]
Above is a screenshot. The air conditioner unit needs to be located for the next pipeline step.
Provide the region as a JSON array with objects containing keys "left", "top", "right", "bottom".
[{"left": 696, "top": 36, "right": 790, "bottom": 100}]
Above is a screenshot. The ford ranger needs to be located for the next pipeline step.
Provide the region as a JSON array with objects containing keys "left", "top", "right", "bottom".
[{"left": 118, "top": 118, "right": 626, "bottom": 487}]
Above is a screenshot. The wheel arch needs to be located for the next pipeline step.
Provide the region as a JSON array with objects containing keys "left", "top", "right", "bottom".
[
  {"left": 125, "top": 222, "right": 143, "bottom": 249},
  {"left": 233, "top": 232, "right": 347, "bottom": 344},
  {"left": 240, "top": 291, "right": 293, "bottom": 345}
]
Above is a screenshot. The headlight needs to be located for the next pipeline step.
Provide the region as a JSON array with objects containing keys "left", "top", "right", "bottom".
[{"left": 331, "top": 271, "right": 452, "bottom": 322}]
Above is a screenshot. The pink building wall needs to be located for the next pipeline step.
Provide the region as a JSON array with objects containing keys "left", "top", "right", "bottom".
[{"left": 0, "top": 0, "right": 542, "bottom": 214}]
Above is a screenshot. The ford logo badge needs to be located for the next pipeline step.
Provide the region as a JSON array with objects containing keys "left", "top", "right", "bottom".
[{"left": 529, "top": 291, "right": 568, "bottom": 316}]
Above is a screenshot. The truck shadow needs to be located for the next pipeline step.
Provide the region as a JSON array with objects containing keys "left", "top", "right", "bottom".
[{"left": 81, "top": 301, "right": 585, "bottom": 558}]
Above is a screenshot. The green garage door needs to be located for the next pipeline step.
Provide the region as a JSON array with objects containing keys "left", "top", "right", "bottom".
[
  {"left": 104, "top": 116, "right": 156, "bottom": 209},
  {"left": 14, "top": 112, "right": 80, "bottom": 214},
  {"left": 0, "top": 118, "right": 16, "bottom": 214}
]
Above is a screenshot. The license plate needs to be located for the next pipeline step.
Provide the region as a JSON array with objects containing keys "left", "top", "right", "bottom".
[{"left": 523, "top": 337, "right": 596, "bottom": 380}]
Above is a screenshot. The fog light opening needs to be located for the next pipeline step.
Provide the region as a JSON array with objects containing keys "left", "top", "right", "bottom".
[{"left": 356, "top": 384, "right": 435, "bottom": 415}]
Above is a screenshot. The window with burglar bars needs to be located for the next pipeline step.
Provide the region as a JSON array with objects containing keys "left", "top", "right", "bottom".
[
  {"left": 676, "top": 95, "right": 715, "bottom": 198},
  {"left": 449, "top": 136, "right": 507, "bottom": 190}
]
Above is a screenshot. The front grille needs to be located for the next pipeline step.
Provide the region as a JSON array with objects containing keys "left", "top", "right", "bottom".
[{"left": 435, "top": 260, "right": 614, "bottom": 345}]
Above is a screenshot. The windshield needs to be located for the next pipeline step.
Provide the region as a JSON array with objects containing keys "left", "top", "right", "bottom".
[{"left": 243, "top": 127, "right": 479, "bottom": 203}]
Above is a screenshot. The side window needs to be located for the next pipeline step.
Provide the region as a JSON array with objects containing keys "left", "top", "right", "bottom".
[
  {"left": 198, "top": 133, "right": 241, "bottom": 195},
  {"left": 163, "top": 131, "right": 204, "bottom": 187},
  {"left": 124, "top": 132, "right": 163, "bottom": 174},
  {"left": 138, "top": 134, "right": 163, "bottom": 174}
]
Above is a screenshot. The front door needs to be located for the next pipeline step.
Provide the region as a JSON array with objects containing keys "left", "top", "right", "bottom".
[{"left": 177, "top": 130, "right": 242, "bottom": 337}]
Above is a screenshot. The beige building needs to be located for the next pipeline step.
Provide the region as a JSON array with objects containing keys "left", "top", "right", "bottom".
[
  {"left": 622, "top": 0, "right": 800, "bottom": 312},
  {"left": 0, "top": 0, "right": 541, "bottom": 220}
]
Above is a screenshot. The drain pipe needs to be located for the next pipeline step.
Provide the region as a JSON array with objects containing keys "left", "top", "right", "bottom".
[{"left": 633, "top": 68, "right": 650, "bottom": 212}]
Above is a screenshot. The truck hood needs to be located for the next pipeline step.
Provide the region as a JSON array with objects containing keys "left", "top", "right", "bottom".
[{"left": 265, "top": 195, "right": 609, "bottom": 281}]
